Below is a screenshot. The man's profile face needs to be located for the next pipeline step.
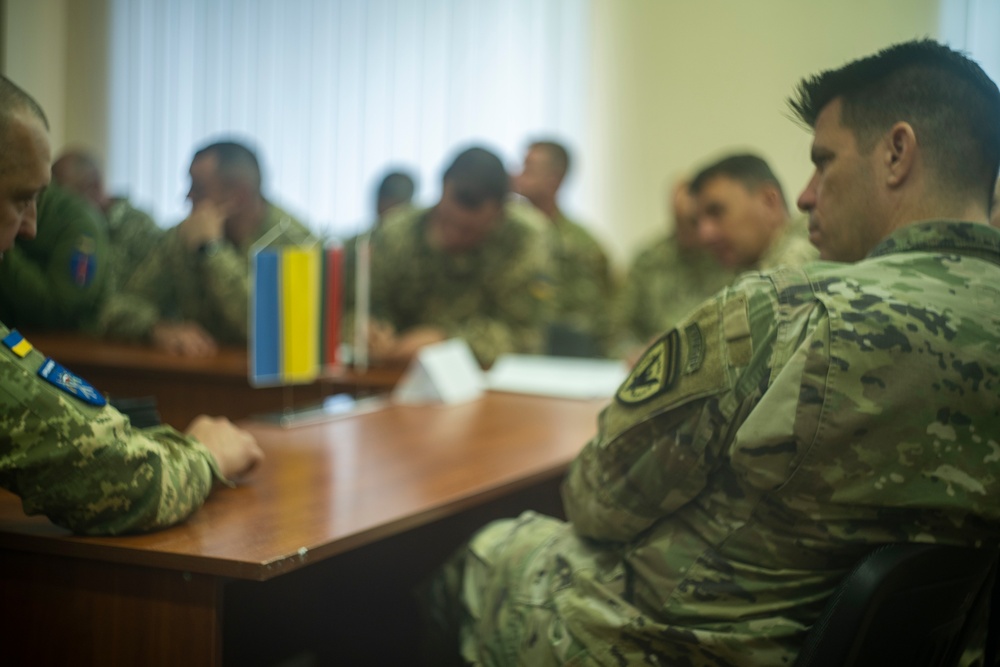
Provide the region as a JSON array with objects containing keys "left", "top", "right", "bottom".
[
  {"left": 514, "top": 147, "right": 558, "bottom": 205},
  {"left": 186, "top": 153, "right": 228, "bottom": 209},
  {"left": 434, "top": 181, "right": 502, "bottom": 253},
  {"left": 0, "top": 112, "right": 50, "bottom": 260},
  {"left": 696, "top": 175, "right": 776, "bottom": 269},
  {"left": 797, "top": 98, "right": 883, "bottom": 262}
]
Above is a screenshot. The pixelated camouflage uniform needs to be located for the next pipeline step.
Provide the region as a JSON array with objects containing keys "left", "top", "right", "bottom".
[
  {"left": 369, "top": 205, "right": 550, "bottom": 366},
  {"left": 100, "top": 202, "right": 310, "bottom": 344},
  {"left": 545, "top": 213, "right": 615, "bottom": 357},
  {"left": 431, "top": 221, "right": 1000, "bottom": 666},
  {"left": 0, "top": 184, "right": 109, "bottom": 332},
  {"left": 756, "top": 215, "right": 817, "bottom": 270},
  {"left": 102, "top": 197, "right": 164, "bottom": 290},
  {"left": 0, "top": 322, "right": 225, "bottom": 535},
  {"left": 613, "top": 234, "right": 734, "bottom": 356}
]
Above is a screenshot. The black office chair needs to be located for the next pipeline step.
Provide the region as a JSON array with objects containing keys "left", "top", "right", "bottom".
[{"left": 793, "top": 543, "right": 999, "bottom": 667}]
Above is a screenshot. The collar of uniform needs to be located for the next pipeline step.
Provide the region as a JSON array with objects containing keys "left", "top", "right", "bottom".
[{"left": 867, "top": 220, "right": 1000, "bottom": 268}]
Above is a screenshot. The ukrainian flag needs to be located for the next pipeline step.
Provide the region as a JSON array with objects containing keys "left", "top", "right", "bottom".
[{"left": 250, "top": 241, "right": 342, "bottom": 387}]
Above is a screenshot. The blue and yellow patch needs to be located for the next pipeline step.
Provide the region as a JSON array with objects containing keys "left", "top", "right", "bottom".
[
  {"left": 38, "top": 358, "right": 107, "bottom": 407},
  {"left": 70, "top": 235, "right": 97, "bottom": 287},
  {"left": 2, "top": 329, "right": 33, "bottom": 358}
]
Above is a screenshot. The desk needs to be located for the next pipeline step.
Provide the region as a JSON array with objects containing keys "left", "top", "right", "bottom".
[
  {"left": 22, "top": 333, "right": 404, "bottom": 429},
  {"left": 0, "top": 392, "right": 605, "bottom": 666}
]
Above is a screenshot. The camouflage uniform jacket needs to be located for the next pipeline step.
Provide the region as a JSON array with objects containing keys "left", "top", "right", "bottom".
[
  {"left": 101, "top": 203, "right": 310, "bottom": 344},
  {"left": 545, "top": 214, "right": 615, "bottom": 357},
  {"left": 103, "top": 197, "right": 165, "bottom": 290},
  {"left": 370, "top": 206, "right": 550, "bottom": 366},
  {"left": 0, "top": 322, "right": 224, "bottom": 535},
  {"left": 756, "top": 214, "right": 818, "bottom": 270},
  {"left": 0, "top": 184, "right": 109, "bottom": 332},
  {"left": 613, "top": 234, "right": 734, "bottom": 356},
  {"left": 453, "top": 221, "right": 1000, "bottom": 666}
]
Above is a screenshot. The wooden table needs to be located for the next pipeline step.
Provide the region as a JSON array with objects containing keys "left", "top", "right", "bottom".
[
  {"left": 21, "top": 332, "right": 404, "bottom": 429},
  {"left": 0, "top": 392, "right": 606, "bottom": 666}
]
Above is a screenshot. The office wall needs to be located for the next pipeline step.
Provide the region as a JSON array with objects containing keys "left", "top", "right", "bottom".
[{"left": 2, "top": 0, "right": 943, "bottom": 266}]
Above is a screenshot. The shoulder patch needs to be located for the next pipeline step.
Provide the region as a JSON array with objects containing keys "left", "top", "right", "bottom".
[
  {"left": 70, "top": 235, "right": 98, "bottom": 287},
  {"left": 2, "top": 329, "right": 33, "bottom": 358},
  {"left": 38, "top": 358, "right": 107, "bottom": 407},
  {"left": 616, "top": 329, "right": 681, "bottom": 405}
]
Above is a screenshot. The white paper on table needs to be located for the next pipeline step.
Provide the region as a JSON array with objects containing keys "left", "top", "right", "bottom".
[{"left": 486, "top": 354, "right": 628, "bottom": 400}]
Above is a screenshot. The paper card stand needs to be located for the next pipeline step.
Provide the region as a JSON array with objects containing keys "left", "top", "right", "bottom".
[{"left": 392, "top": 338, "right": 485, "bottom": 405}]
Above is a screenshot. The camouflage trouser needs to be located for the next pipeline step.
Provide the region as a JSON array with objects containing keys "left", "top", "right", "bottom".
[{"left": 421, "top": 511, "right": 602, "bottom": 666}]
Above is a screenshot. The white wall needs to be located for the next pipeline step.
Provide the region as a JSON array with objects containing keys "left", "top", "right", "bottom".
[{"left": 582, "top": 0, "right": 941, "bottom": 266}]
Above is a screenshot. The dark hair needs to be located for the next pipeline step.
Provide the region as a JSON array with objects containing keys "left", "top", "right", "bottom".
[
  {"left": 789, "top": 39, "right": 1000, "bottom": 206},
  {"left": 529, "top": 140, "right": 571, "bottom": 179},
  {"left": 193, "top": 140, "right": 262, "bottom": 193},
  {"left": 0, "top": 76, "right": 49, "bottom": 173},
  {"left": 442, "top": 146, "right": 508, "bottom": 208},
  {"left": 690, "top": 153, "right": 787, "bottom": 210},
  {"left": 376, "top": 171, "right": 416, "bottom": 208}
]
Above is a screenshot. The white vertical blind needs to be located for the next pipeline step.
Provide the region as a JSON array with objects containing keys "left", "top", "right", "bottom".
[
  {"left": 939, "top": 0, "right": 1000, "bottom": 88},
  {"left": 108, "top": 0, "right": 590, "bottom": 236}
]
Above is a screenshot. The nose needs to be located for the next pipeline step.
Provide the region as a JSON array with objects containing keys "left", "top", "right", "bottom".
[
  {"left": 18, "top": 201, "right": 38, "bottom": 241},
  {"left": 696, "top": 216, "right": 717, "bottom": 245},
  {"left": 797, "top": 172, "right": 818, "bottom": 213}
]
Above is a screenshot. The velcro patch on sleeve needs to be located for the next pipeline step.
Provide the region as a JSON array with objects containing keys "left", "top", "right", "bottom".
[{"left": 605, "top": 298, "right": 731, "bottom": 441}]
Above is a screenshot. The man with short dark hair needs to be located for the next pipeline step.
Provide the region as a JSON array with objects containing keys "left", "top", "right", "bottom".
[
  {"left": 0, "top": 75, "right": 263, "bottom": 536},
  {"left": 692, "top": 152, "right": 816, "bottom": 271},
  {"left": 101, "top": 140, "right": 311, "bottom": 356},
  {"left": 368, "top": 146, "right": 549, "bottom": 366},
  {"left": 424, "top": 40, "right": 1000, "bottom": 666},
  {"left": 515, "top": 140, "right": 614, "bottom": 357},
  {"left": 376, "top": 170, "right": 416, "bottom": 221}
]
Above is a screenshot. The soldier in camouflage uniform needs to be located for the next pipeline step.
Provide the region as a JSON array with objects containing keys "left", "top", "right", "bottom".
[
  {"left": 514, "top": 141, "right": 614, "bottom": 357},
  {"left": 0, "top": 182, "right": 110, "bottom": 333},
  {"left": 614, "top": 180, "right": 734, "bottom": 360},
  {"left": 52, "top": 149, "right": 165, "bottom": 292},
  {"left": 693, "top": 152, "right": 818, "bottom": 272},
  {"left": 367, "top": 147, "right": 550, "bottom": 367},
  {"left": 100, "top": 141, "right": 311, "bottom": 355},
  {"left": 0, "top": 76, "right": 263, "bottom": 535},
  {"left": 424, "top": 40, "right": 1000, "bottom": 666}
]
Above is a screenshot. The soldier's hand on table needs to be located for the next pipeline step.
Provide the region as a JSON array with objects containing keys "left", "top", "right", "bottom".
[
  {"left": 187, "top": 415, "right": 264, "bottom": 482},
  {"left": 151, "top": 321, "right": 219, "bottom": 357}
]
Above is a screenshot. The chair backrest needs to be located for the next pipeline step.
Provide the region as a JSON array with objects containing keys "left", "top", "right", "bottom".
[{"left": 793, "top": 543, "right": 998, "bottom": 667}]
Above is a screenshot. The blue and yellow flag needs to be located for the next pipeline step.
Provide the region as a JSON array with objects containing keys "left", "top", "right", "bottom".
[{"left": 250, "top": 235, "right": 343, "bottom": 387}]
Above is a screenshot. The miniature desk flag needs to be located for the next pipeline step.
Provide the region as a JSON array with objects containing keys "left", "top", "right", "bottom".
[{"left": 249, "top": 221, "right": 342, "bottom": 387}]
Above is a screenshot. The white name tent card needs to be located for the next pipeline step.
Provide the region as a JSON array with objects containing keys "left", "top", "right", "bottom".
[
  {"left": 392, "top": 338, "right": 486, "bottom": 405},
  {"left": 486, "top": 354, "right": 628, "bottom": 400}
]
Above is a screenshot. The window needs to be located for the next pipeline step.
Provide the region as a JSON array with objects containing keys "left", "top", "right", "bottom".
[{"left": 109, "top": 0, "right": 590, "bottom": 236}]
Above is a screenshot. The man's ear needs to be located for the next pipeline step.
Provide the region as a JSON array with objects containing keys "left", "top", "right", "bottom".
[
  {"left": 884, "top": 121, "right": 917, "bottom": 188},
  {"left": 758, "top": 183, "right": 786, "bottom": 216}
]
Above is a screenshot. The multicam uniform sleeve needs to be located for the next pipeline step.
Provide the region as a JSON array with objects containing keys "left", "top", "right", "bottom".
[
  {"left": 563, "top": 274, "right": 795, "bottom": 542},
  {"left": 194, "top": 245, "right": 251, "bottom": 342},
  {"left": 0, "top": 336, "right": 224, "bottom": 535},
  {"left": 0, "top": 187, "right": 110, "bottom": 331}
]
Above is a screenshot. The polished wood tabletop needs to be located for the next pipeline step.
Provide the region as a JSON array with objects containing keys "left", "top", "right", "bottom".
[
  {"left": 20, "top": 332, "right": 405, "bottom": 428},
  {"left": 0, "top": 391, "right": 606, "bottom": 581}
]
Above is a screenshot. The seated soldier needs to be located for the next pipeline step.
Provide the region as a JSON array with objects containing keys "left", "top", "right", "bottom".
[
  {"left": 367, "top": 146, "right": 550, "bottom": 367},
  {"left": 0, "top": 75, "right": 263, "bottom": 536},
  {"left": 514, "top": 140, "right": 614, "bottom": 357},
  {"left": 101, "top": 140, "right": 312, "bottom": 356}
]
